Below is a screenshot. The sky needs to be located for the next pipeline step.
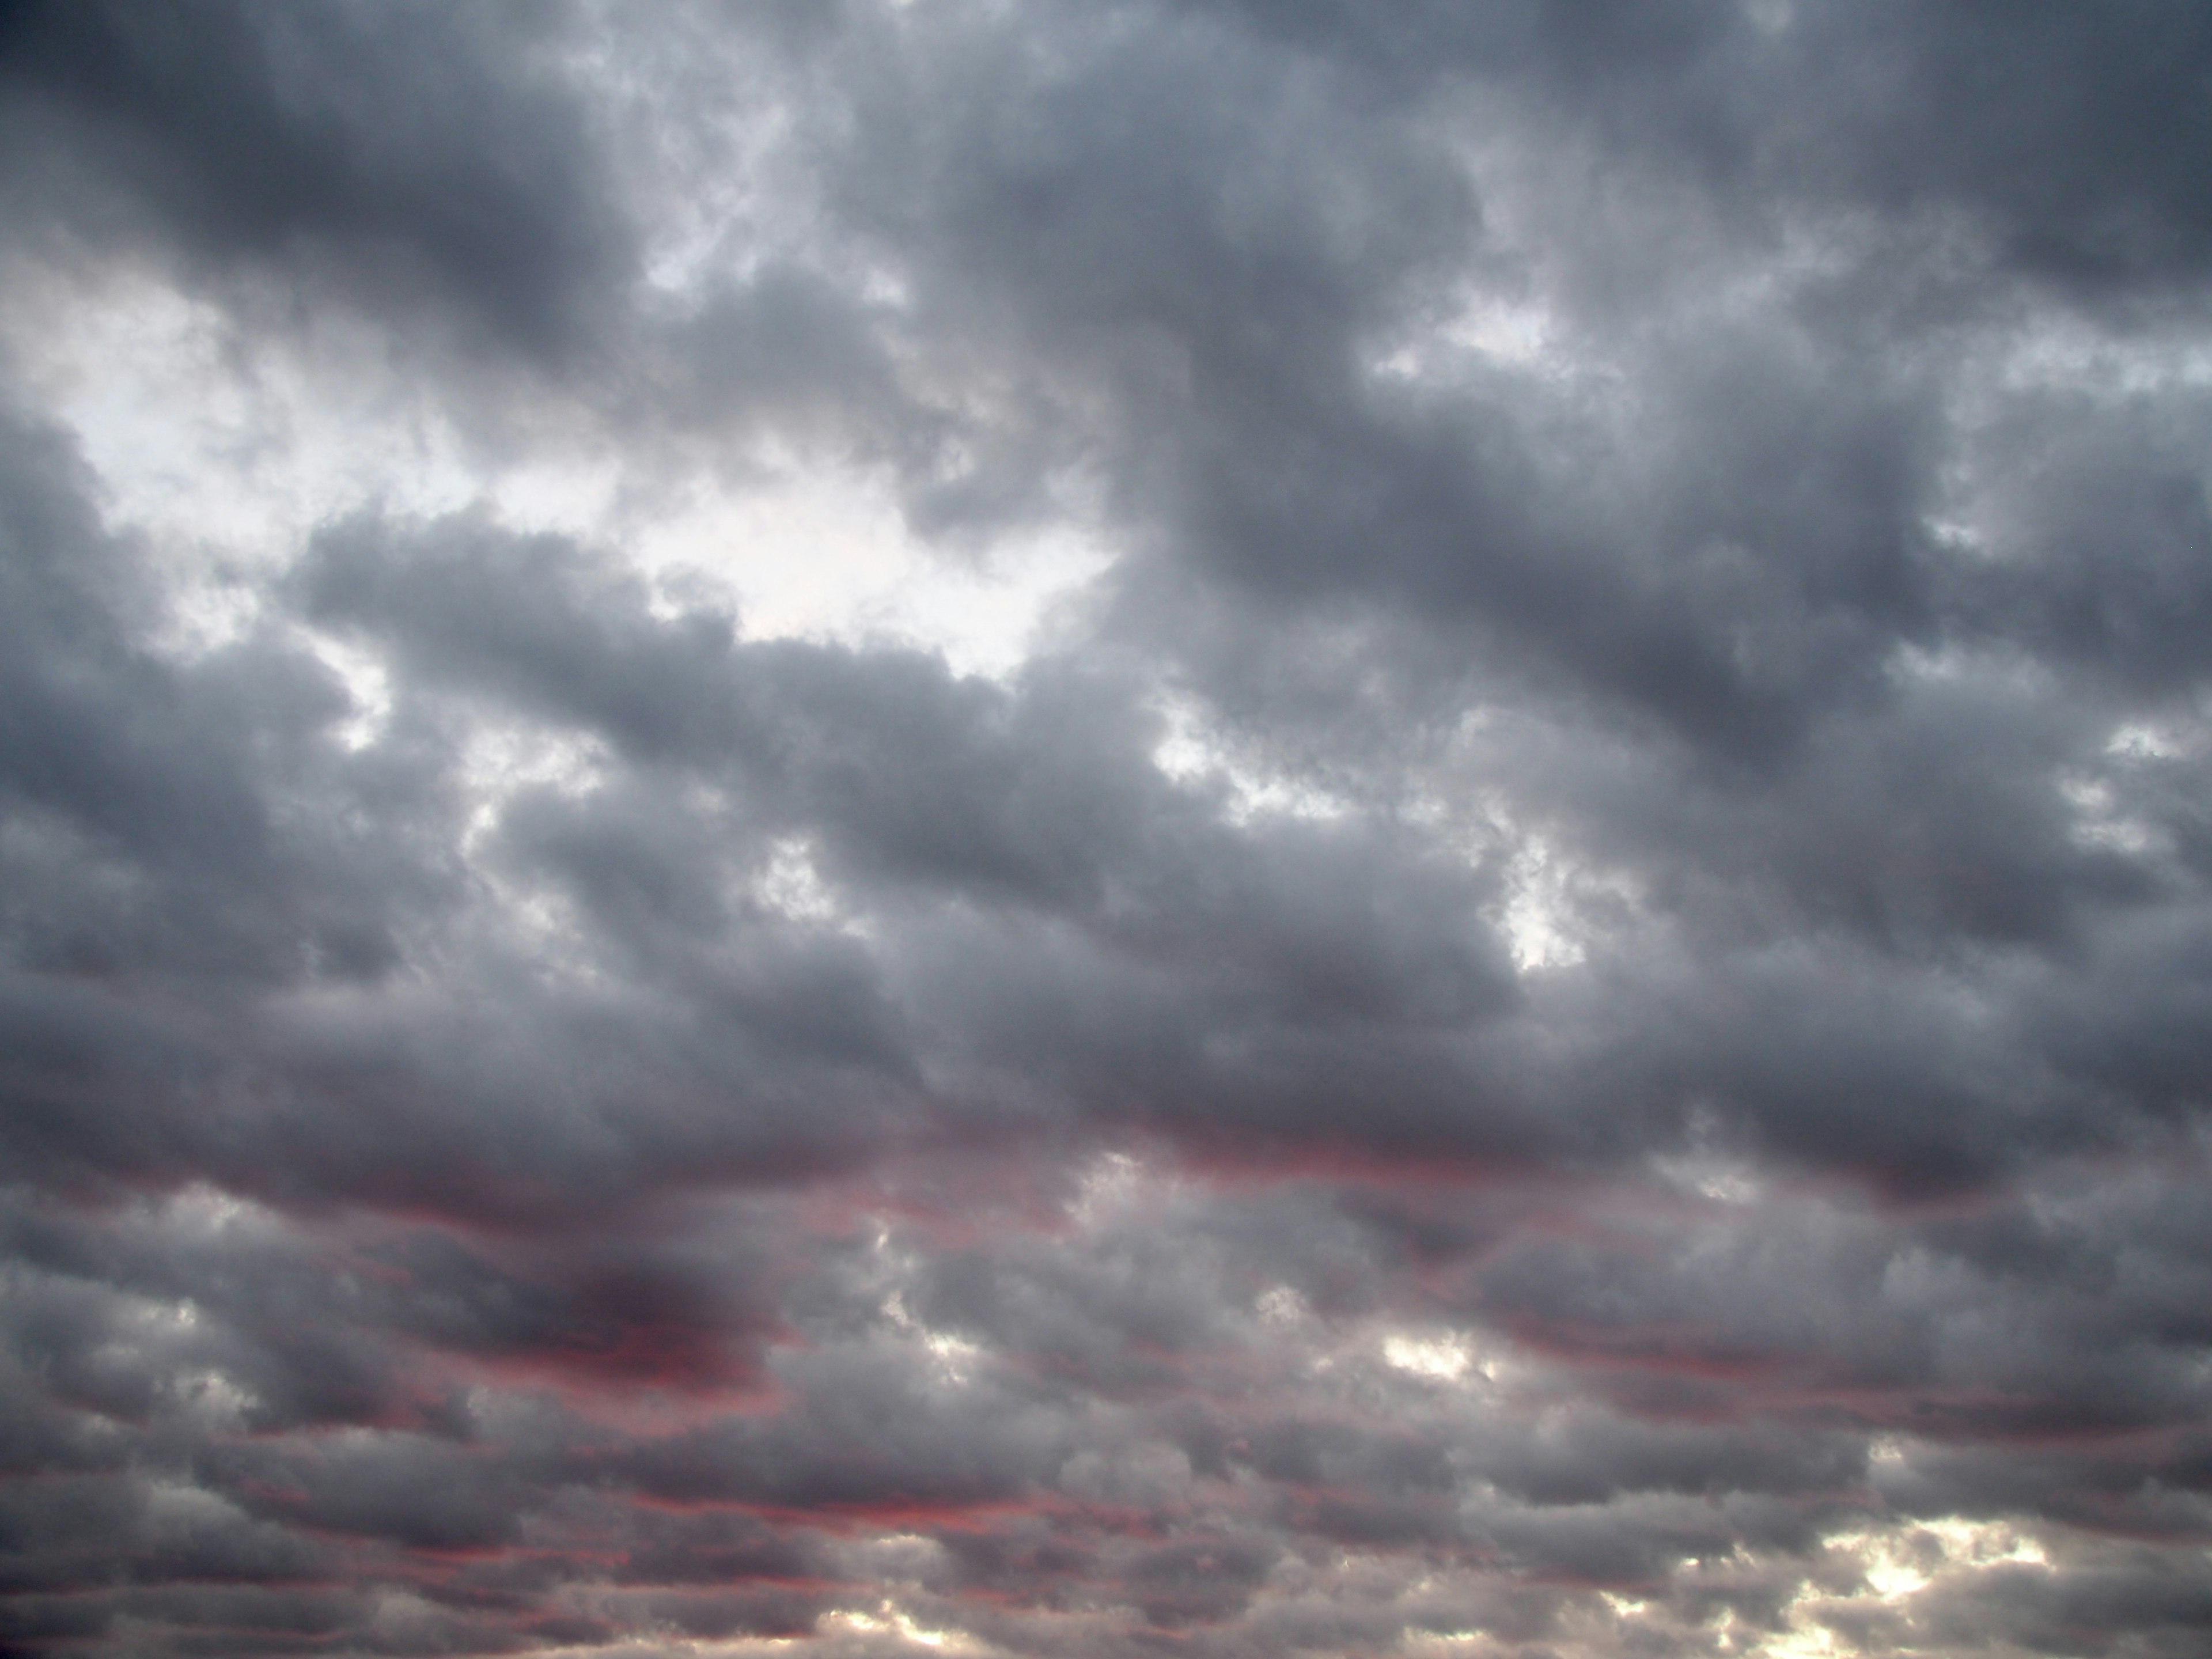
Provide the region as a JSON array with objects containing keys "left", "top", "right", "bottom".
[{"left": 3, "top": 3, "right": 2212, "bottom": 1656}]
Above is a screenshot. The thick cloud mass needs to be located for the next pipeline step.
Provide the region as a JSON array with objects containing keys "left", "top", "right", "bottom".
[{"left": 4, "top": 3, "right": 2212, "bottom": 1656}]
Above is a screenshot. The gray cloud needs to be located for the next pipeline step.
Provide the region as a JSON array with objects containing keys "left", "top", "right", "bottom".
[
  {"left": 0, "top": 0, "right": 630, "bottom": 360},
  {"left": 4, "top": 2, "right": 2212, "bottom": 1656}
]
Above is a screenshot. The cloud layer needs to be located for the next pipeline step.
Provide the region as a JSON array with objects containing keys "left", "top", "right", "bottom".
[{"left": 3, "top": 3, "right": 2212, "bottom": 1656}]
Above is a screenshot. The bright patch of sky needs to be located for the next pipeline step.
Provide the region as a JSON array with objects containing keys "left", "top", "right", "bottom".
[{"left": 6, "top": 268, "right": 1113, "bottom": 686}]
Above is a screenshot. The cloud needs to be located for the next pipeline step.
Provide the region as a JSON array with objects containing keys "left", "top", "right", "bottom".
[
  {"left": 0, "top": 0, "right": 631, "bottom": 360},
  {"left": 3, "top": 3, "right": 2212, "bottom": 1656}
]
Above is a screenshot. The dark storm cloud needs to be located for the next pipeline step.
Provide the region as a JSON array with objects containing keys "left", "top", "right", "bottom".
[
  {"left": 0, "top": 0, "right": 627, "bottom": 360},
  {"left": 6, "top": 2, "right": 2212, "bottom": 1657},
  {"left": 1956, "top": 385, "right": 2212, "bottom": 696},
  {"left": 1190, "top": 0, "right": 2212, "bottom": 297},
  {"left": 1465, "top": 1173, "right": 2212, "bottom": 1445},
  {"left": 779, "top": 0, "right": 2212, "bottom": 772},
  {"left": 290, "top": 507, "right": 1539, "bottom": 1168},
  {"left": 0, "top": 411, "right": 419, "bottom": 988}
]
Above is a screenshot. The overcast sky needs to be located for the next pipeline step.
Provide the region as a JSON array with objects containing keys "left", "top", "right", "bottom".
[{"left": 4, "top": 3, "right": 2212, "bottom": 1657}]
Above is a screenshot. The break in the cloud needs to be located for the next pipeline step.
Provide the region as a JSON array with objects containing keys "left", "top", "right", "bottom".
[{"left": 3, "top": 2, "right": 2211, "bottom": 1656}]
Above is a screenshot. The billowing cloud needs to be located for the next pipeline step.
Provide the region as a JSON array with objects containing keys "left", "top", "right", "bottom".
[{"left": 4, "top": 3, "right": 2212, "bottom": 1656}]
